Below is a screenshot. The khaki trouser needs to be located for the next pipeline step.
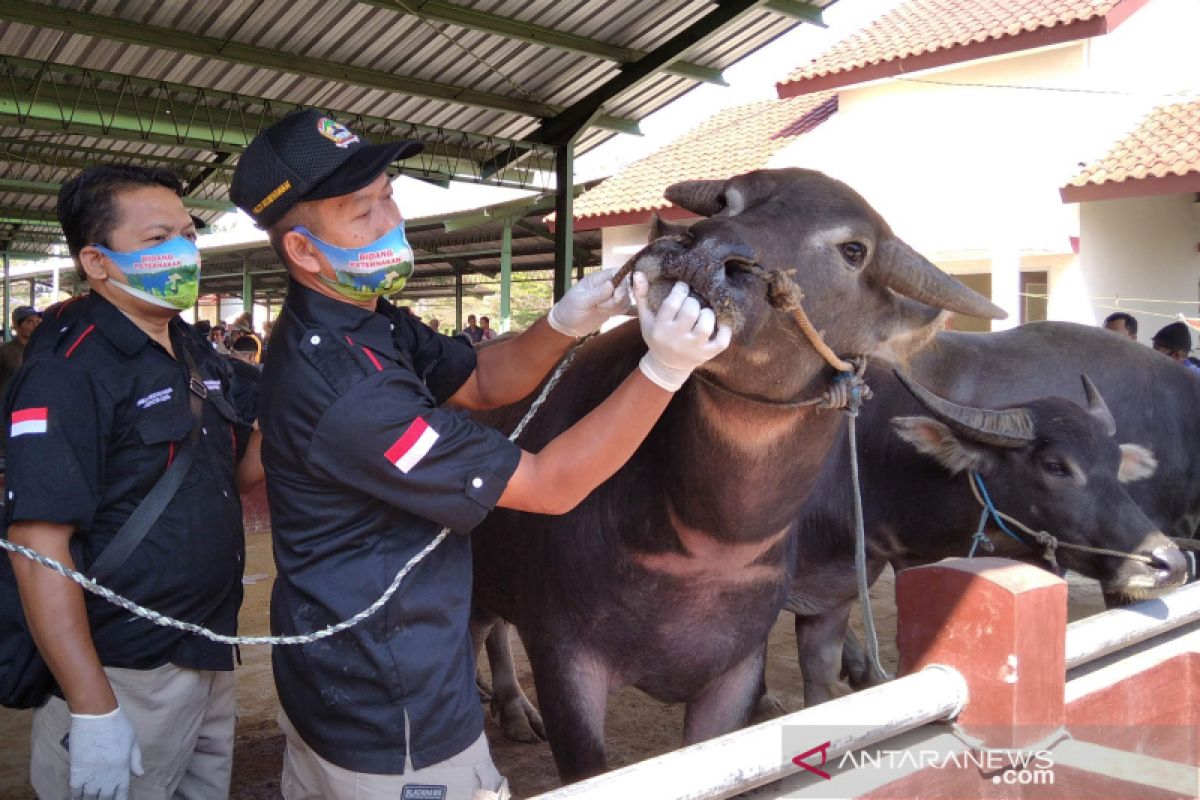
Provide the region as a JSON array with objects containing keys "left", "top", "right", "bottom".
[
  {"left": 31, "top": 664, "right": 235, "bottom": 800},
  {"left": 279, "top": 711, "right": 510, "bottom": 800}
]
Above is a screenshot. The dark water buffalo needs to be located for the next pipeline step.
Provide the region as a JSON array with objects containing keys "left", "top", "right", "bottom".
[
  {"left": 785, "top": 323, "right": 1195, "bottom": 706},
  {"left": 469, "top": 168, "right": 1003, "bottom": 782}
]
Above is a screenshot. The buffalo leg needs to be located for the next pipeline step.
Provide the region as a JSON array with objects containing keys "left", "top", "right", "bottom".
[
  {"left": 525, "top": 641, "right": 612, "bottom": 783},
  {"left": 470, "top": 609, "right": 498, "bottom": 701},
  {"left": 682, "top": 649, "right": 763, "bottom": 745},
  {"left": 795, "top": 602, "right": 855, "bottom": 707},
  {"left": 484, "top": 620, "right": 546, "bottom": 743},
  {"left": 750, "top": 642, "right": 788, "bottom": 722}
]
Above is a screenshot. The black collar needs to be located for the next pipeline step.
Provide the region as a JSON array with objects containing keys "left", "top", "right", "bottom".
[
  {"left": 84, "top": 292, "right": 190, "bottom": 358},
  {"left": 284, "top": 280, "right": 400, "bottom": 359}
]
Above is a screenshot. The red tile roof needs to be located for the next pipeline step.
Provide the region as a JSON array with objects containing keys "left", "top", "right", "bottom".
[
  {"left": 1061, "top": 100, "right": 1200, "bottom": 202},
  {"left": 566, "top": 93, "right": 837, "bottom": 230},
  {"left": 778, "top": 0, "right": 1147, "bottom": 97}
]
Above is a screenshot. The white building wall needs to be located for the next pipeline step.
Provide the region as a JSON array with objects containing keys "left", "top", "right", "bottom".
[
  {"left": 766, "top": 0, "right": 1200, "bottom": 329},
  {"left": 1076, "top": 193, "right": 1200, "bottom": 342},
  {"left": 602, "top": 222, "right": 652, "bottom": 272}
]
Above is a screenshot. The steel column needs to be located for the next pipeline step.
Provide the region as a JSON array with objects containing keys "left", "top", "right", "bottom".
[
  {"left": 553, "top": 141, "right": 575, "bottom": 301},
  {"left": 242, "top": 261, "right": 252, "bottom": 314},
  {"left": 499, "top": 219, "right": 512, "bottom": 334},
  {"left": 455, "top": 271, "right": 463, "bottom": 333},
  {"left": 2, "top": 251, "right": 9, "bottom": 341}
]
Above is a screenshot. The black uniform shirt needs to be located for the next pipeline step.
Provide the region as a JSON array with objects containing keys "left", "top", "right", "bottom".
[
  {"left": 260, "top": 282, "right": 520, "bottom": 774},
  {"left": 3, "top": 293, "right": 250, "bottom": 671}
]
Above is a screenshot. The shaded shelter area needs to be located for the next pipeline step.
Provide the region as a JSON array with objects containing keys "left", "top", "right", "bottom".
[
  {"left": 0, "top": 0, "right": 836, "bottom": 331},
  {"left": 197, "top": 193, "right": 603, "bottom": 331}
]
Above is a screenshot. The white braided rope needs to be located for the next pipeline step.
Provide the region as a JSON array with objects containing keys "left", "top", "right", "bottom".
[{"left": 0, "top": 339, "right": 587, "bottom": 647}]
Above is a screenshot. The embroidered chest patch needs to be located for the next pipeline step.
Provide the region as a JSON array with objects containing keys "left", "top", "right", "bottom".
[{"left": 136, "top": 387, "right": 174, "bottom": 409}]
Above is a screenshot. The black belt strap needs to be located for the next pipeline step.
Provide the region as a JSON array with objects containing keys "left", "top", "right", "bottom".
[{"left": 87, "top": 346, "right": 206, "bottom": 583}]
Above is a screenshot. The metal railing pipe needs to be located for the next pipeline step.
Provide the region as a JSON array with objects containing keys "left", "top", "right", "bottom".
[
  {"left": 528, "top": 664, "right": 968, "bottom": 800},
  {"left": 1065, "top": 582, "right": 1200, "bottom": 670}
]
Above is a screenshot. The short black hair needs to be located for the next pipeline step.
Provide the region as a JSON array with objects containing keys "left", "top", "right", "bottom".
[
  {"left": 56, "top": 164, "right": 185, "bottom": 279},
  {"left": 1104, "top": 312, "right": 1137, "bottom": 337}
]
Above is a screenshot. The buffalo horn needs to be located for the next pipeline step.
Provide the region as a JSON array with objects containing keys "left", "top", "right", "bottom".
[
  {"left": 664, "top": 180, "right": 725, "bottom": 217},
  {"left": 893, "top": 369, "right": 1035, "bottom": 448},
  {"left": 1080, "top": 375, "right": 1117, "bottom": 436},
  {"left": 872, "top": 239, "right": 1008, "bottom": 320}
]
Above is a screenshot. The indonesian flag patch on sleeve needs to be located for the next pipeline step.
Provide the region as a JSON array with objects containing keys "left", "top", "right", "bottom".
[
  {"left": 10, "top": 407, "right": 48, "bottom": 437},
  {"left": 385, "top": 417, "right": 440, "bottom": 474}
]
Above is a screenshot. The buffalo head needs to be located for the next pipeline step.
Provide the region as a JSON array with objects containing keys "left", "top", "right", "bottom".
[
  {"left": 892, "top": 372, "right": 1187, "bottom": 597},
  {"left": 630, "top": 169, "right": 1004, "bottom": 398}
]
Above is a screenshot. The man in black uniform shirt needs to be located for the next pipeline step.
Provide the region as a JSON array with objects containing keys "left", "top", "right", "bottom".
[
  {"left": 230, "top": 109, "right": 731, "bottom": 799},
  {"left": 3, "top": 165, "right": 263, "bottom": 800}
]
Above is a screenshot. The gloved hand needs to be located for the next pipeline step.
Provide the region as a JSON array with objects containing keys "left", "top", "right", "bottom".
[
  {"left": 69, "top": 706, "right": 144, "bottom": 800},
  {"left": 634, "top": 272, "right": 732, "bottom": 391},
  {"left": 547, "top": 267, "right": 631, "bottom": 338}
]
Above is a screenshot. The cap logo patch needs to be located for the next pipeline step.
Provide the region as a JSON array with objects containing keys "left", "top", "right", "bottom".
[
  {"left": 253, "top": 179, "right": 292, "bottom": 214},
  {"left": 316, "top": 116, "right": 360, "bottom": 149}
]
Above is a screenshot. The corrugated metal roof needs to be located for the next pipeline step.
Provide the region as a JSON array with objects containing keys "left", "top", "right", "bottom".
[{"left": 0, "top": 0, "right": 836, "bottom": 254}]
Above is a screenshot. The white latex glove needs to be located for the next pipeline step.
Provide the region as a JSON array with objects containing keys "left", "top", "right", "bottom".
[
  {"left": 547, "top": 267, "right": 632, "bottom": 338},
  {"left": 633, "top": 272, "right": 732, "bottom": 391},
  {"left": 69, "top": 706, "right": 144, "bottom": 800}
]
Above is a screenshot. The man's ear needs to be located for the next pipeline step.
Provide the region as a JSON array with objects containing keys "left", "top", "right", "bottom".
[
  {"left": 892, "top": 416, "right": 997, "bottom": 475},
  {"left": 280, "top": 230, "right": 322, "bottom": 275},
  {"left": 77, "top": 246, "right": 110, "bottom": 284},
  {"left": 1117, "top": 443, "right": 1157, "bottom": 483}
]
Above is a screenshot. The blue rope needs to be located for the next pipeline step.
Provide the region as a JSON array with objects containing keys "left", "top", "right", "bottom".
[{"left": 971, "top": 472, "right": 1026, "bottom": 545}]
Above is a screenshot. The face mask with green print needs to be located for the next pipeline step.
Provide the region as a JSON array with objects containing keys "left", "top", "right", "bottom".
[
  {"left": 93, "top": 236, "right": 201, "bottom": 311},
  {"left": 295, "top": 223, "right": 414, "bottom": 303}
]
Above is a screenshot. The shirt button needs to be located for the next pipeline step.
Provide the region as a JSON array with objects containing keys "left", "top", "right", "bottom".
[
  {"left": 222, "top": 490, "right": 229, "bottom": 498},
  {"left": 471, "top": 477, "right": 483, "bottom": 489},
  {"left": 202, "top": 427, "right": 208, "bottom": 435},
  {"left": 310, "top": 334, "right": 322, "bottom": 345},
  {"left": 390, "top": 324, "right": 395, "bottom": 331}
]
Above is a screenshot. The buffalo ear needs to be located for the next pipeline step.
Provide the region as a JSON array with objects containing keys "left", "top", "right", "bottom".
[
  {"left": 892, "top": 416, "right": 997, "bottom": 475},
  {"left": 1117, "top": 443, "right": 1157, "bottom": 483}
]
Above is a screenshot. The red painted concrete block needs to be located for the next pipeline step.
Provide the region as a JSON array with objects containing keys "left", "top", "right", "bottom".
[{"left": 897, "top": 557, "right": 1068, "bottom": 750}]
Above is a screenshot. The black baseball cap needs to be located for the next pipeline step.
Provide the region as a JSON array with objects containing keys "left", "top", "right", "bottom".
[
  {"left": 1152, "top": 321, "right": 1192, "bottom": 352},
  {"left": 11, "top": 306, "right": 40, "bottom": 325},
  {"left": 230, "top": 109, "right": 423, "bottom": 227}
]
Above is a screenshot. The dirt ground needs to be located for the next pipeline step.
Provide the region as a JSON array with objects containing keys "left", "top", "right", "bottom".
[{"left": 0, "top": 531, "right": 1108, "bottom": 799}]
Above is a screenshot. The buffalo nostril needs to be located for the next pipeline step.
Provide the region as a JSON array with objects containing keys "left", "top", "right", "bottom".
[{"left": 1149, "top": 544, "right": 1187, "bottom": 585}]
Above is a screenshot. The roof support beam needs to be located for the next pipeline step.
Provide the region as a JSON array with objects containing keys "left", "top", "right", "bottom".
[
  {"left": 514, "top": 219, "right": 593, "bottom": 268},
  {"left": 763, "top": 0, "right": 826, "bottom": 26},
  {"left": 0, "top": 55, "right": 557, "bottom": 191},
  {"left": 0, "top": 178, "right": 233, "bottom": 212},
  {"left": 355, "top": 0, "right": 726, "bottom": 85},
  {"left": 0, "top": 0, "right": 639, "bottom": 133},
  {"left": 532, "top": 0, "right": 772, "bottom": 147},
  {"left": 0, "top": 208, "right": 61, "bottom": 223}
]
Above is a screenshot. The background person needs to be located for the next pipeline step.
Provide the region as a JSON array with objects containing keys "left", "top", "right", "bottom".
[
  {"left": 0, "top": 305, "right": 41, "bottom": 400},
  {"left": 230, "top": 108, "right": 730, "bottom": 800},
  {"left": 1151, "top": 321, "right": 1200, "bottom": 373},
  {"left": 1103, "top": 311, "right": 1138, "bottom": 340},
  {"left": 3, "top": 164, "right": 263, "bottom": 800}
]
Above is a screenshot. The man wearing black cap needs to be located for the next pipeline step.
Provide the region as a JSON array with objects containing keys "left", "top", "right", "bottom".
[
  {"left": 0, "top": 305, "right": 42, "bottom": 398},
  {"left": 231, "top": 109, "right": 731, "bottom": 799},
  {"left": 1151, "top": 321, "right": 1200, "bottom": 374}
]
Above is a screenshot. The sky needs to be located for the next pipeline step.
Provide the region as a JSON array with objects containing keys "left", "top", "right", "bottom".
[{"left": 197, "top": 0, "right": 904, "bottom": 247}]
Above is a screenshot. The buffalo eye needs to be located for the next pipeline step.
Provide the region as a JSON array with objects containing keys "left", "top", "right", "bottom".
[
  {"left": 1042, "top": 460, "right": 1068, "bottom": 477},
  {"left": 839, "top": 241, "right": 867, "bottom": 268}
]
